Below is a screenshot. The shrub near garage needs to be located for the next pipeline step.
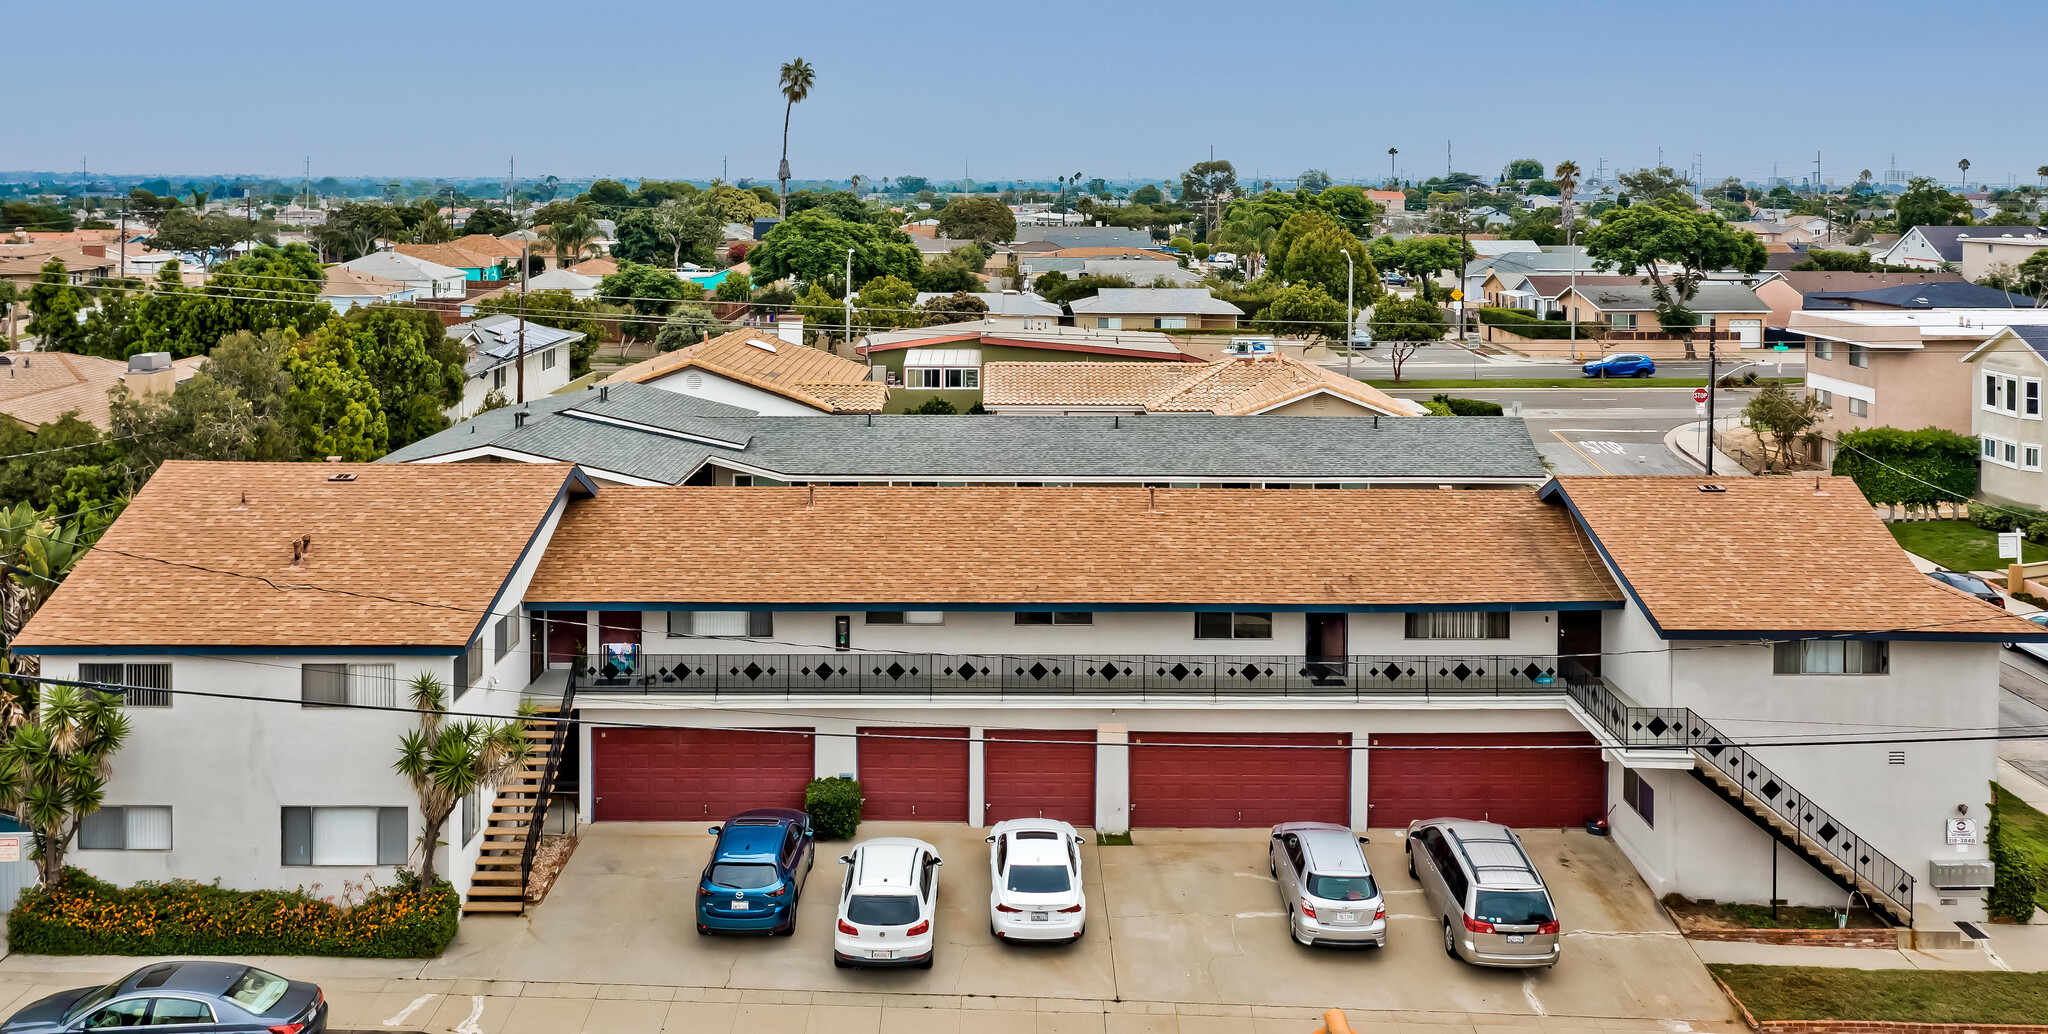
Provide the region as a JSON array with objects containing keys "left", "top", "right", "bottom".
[
  {"left": 10, "top": 868, "right": 459, "bottom": 958},
  {"left": 805, "top": 776, "right": 863, "bottom": 839}
]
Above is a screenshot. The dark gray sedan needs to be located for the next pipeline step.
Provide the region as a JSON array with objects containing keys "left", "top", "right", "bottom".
[{"left": 0, "top": 961, "right": 325, "bottom": 1032}]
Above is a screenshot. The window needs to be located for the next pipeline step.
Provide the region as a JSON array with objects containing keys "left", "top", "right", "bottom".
[
  {"left": 1608, "top": 313, "right": 1636, "bottom": 330},
  {"left": 2005, "top": 375, "right": 2022, "bottom": 413},
  {"left": 1812, "top": 339, "right": 1833, "bottom": 360},
  {"left": 78, "top": 662, "right": 171, "bottom": 708},
  {"left": 1848, "top": 344, "right": 1868, "bottom": 368},
  {"left": 1404, "top": 611, "right": 1510, "bottom": 639},
  {"left": 493, "top": 614, "right": 518, "bottom": 662},
  {"left": 1622, "top": 768, "right": 1655, "bottom": 827},
  {"left": 2028, "top": 379, "right": 2042, "bottom": 418},
  {"left": 1095, "top": 318, "right": 1115, "bottom": 329},
  {"left": 461, "top": 788, "right": 480, "bottom": 846},
  {"left": 2026, "top": 445, "right": 2042, "bottom": 472},
  {"left": 1813, "top": 389, "right": 1832, "bottom": 410},
  {"left": 2008, "top": 441, "right": 2021, "bottom": 466},
  {"left": 1193, "top": 612, "right": 1274, "bottom": 639},
  {"left": 464, "top": 635, "right": 484, "bottom": 689},
  {"left": 906, "top": 368, "right": 940, "bottom": 389},
  {"left": 1986, "top": 435, "right": 2001, "bottom": 460},
  {"left": 1772, "top": 640, "right": 1889, "bottom": 675},
  {"left": 146, "top": 999, "right": 214, "bottom": 1025},
  {"left": 1847, "top": 397, "right": 1869, "bottom": 418},
  {"left": 301, "top": 663, "right": 398, "bottom": 708},
  {"left": 668, "top": 611, "right": 773, "bottom": 637},
  {"left": 1155, "top": 317, "right": 1188, "bottom": 330},
  {"left": 78, "top": 806, "right": 172, "bottom": 851},
  {"left": 281, "top": 806, "right": 408, "bottom": 866},
  {"left": 492, "top": 367, "right": 507, "bottom": 390},
  {"left": 942, "top": 367, "right": 979, "bottom": 389},
  {"left": 864, "top": 611, "right": 943, "bottom": 625},
  {"left": 541, "top": 348, "right": 558, "bottom": 371},
  {"left": 1988, "top": 373, "right": 2001, "bottom": 409},
  {"left": 1014, "top": 612, "right": 1094, "bottom": 625}
]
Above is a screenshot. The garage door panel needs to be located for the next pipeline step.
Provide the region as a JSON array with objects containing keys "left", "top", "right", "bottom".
[
  {"left": 1130, "top": 732, "right": 1349, "bottom": 828},
  {"left": 1368, "top": 732, "right": 1604, "bottom": 829},
  {"left": 858, "top": 727, "right": 968, "bottom": 822},
  {"left": 985, "top": 729, "right": 1095, "bottom": 826},
  {"left": 592, "top": 728, "right": 813, "bottom": 821}
]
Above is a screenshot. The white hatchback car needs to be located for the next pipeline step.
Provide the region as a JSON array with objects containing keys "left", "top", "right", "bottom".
[
  {"left": 986, "top": 819, "right": 1087, "bottom": 942},
  {"left": 832, "top": 837, "right": 941, "bottom": 969}
]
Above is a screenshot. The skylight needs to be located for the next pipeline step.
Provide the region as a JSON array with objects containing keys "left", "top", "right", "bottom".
[{"left": 749, "top": 339, "right": 779, "bottom": 353}]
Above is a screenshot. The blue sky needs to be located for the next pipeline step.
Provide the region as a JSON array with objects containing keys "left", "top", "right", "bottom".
[{"left": 7, "top": 0, "right": 2043, "bottom": 188}]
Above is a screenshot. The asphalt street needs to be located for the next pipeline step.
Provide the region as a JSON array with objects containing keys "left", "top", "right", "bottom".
[
  {"left": 2002, "top": 649, "right": 2048, "bottom": 786},
  {"left": 1335, "top": 342, "right": 1804, "bottom": 382},
  {"left": 1382, "top": 384, "right": 1762, "bottom": 475}
]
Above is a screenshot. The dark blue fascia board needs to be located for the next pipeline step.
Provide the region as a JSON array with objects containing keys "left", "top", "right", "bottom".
[
  {"left": 15, "top": 645, "right": 462, "bottom": 657},
  {"left": 522, "top": 600, "right": 1621, "bottom": 614},
  {"left": 1664, "top": 629, "right": 2048, "bottom": 643}
]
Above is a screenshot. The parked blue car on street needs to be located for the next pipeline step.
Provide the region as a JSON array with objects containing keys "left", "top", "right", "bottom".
[
  {"left": 1582, "top": 353, "right": 1656, "bottom": 378},
  {"left": 696, "top": 809, "right": 815, "bottom": 935}
]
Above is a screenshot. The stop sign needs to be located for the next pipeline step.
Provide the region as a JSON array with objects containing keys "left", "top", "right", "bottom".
[{"left": 1693, "top": 387, "right": 1710, "bottom": 403}]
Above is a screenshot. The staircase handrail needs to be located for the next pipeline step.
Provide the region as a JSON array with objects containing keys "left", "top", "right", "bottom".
[{"left": 519, "top": 669, "right": 577, "bottom": 903}]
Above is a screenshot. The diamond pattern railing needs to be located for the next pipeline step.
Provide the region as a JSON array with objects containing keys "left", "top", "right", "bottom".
[
  {"left": 576, "top": 652, "right": 1587, "bottom": 701},
  {"left": 1561, "top": 661, "right": 1914, "bottom": 924}
]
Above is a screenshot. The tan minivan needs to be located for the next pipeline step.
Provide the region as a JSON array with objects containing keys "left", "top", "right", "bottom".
[{"left": 1406, "top": 818, "right": 1560, "bottom": 968}]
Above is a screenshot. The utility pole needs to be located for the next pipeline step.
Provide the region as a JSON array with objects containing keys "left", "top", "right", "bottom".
[
  {"left": 844, "top": 247, "right": 856, "bottom": 360},
  {"left": 118, "top": 203, "right": 127, "bottom": 283},
  {"left": 517, "top": 243, "right": 528, "bottom": 403},
  {"left": 1344, "top": 249, "right": 1355, "bottom": 378},
  {"left": 1457, "top": 187, "right": 1472, "bottom": 343},
  {"left": 1705, "top": 324, "right": 1718, "bottom": 476},
  {"left": 1446, "top": 140, "right": 1452, "bottom": 179}
]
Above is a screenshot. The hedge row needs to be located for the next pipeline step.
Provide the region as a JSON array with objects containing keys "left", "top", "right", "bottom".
[
  {"left": 1830, "top": 426, "right": 1977, "bottom": 509},
  {"left": 1476, "top": 306, "right": 1594, "bottom": 341},
  {"left": 10, "top": 868, "right": 459, "bottom": 958}
]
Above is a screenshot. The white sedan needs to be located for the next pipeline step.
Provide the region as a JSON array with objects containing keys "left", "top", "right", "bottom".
[
  {"left": 832, "top": 837, "right": 940, "bottom": 969},
  {"left": 2008, "top": 612, "right": 2048, "bottom": 662},
  {"left": 986, "top": 818, "right": 1086, "bottom": 942}
]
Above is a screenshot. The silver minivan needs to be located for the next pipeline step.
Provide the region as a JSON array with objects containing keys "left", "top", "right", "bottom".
[
  {"left": 1406, "top": 818, "right": 1560, "bottom": 968},
  {"left": 1268, "top": 822, "right": 1387, "bottom": 947}
]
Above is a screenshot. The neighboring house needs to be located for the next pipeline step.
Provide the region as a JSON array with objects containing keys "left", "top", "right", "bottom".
[
  {"left": 1755, "top": 271, "right": 1969, "bottom": 329},
  {"left": 1880, "top": 225, "right": 2048, "bottom": 268},
  {"left": 1070, "top": 288, "right": 1244, "bottom": 331},
  {"left": 1078, "top": 259, "right": 1203, "bottom": 287},
  {"left": 31, "top": 465, "right": 2024, "bottom": 925},
  {"left": 599, "top": 323, "right": 886, "bottom": 415},
  {"left": 913, "top": 237, "right": 1014, "bottom": 265},
  {"left": 0, "top": 243, "right": 117, "bottom": 287},
  {"left": 980, "top": 354, "right": 1427, "bottom": 417},
  {"left": 567, "top": 257, "right": 617, "bottom": 278},
  {"left": 1965, "top": 326, "right": 2048, "bottom": 508},
  {"left": 1495, "top": 283, "right": 1770, "bottom": 358},
  {"left": 1731, "top": 221, "right": 1819, "bottom": 246},
  {"left": 1470, "top": 240, "right": 1544, "bottom": 258},
  {"left": 386, "top": 381, "right": 1546, "bottom": 486},
  {"left": 448, "top": 315, "right": 581, "bottom": 416},
  {"left": 857, "top": 323, "right": 1199, "bottom": 412},
  {"left": 459, "top": 269, "right": 602, "bottom": 315},
  {"left": 0, "top": 351, "right": 202, "bottom": 431},
  {"left": 319, "top": 265, "right": 419, "bottom": 313},
  {"left": 1482, "top": 273, "right": 1638, "bottom": 316},
  {"left": 394, "top": 235, "right": 526, "bottom": 282},
  {"left": 337, "top": 251, "right": 467, "bottom": 300},
  {"left": 1365, "top": 189, "right": 1407, "bottom": 217},
  {"left": 1461, "top": 246, "right": 1607, "bottom": 304},
  {"left": 1013, "top": 227, "right": 1159, "bottom": 249},
  {"left": 911, "top": 292, "right": 1062, "bottom": 329},
  {"left": 1957, "top": 232, "right": 2048, "bottom": 282},
  {"left": 1793, "top": 308, "right": 2048, "bottom": 440}
]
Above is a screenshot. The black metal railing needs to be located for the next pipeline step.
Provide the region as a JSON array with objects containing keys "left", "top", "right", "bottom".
[
  {"left": 1561, "top": 660, "right": 1914, "bottom": 924},
  {"left": 571, "top": 651, "right": 1588, "bottom": 700},
  {"left": 518, "top": 668, "right": 577, "bottom": 905}
]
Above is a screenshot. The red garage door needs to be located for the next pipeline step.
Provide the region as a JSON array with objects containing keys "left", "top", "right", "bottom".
[
  {"left": 1368, "top": 732, "right": 1606, "bottom": 829},
  {"left": 591, "top": 727, "right": 813, "bottom": 821},
  {"left": 1129, "top": 732, "right": 1350, "bottom": 828},
  {"left": 858, "top": 727, "right": 968, "bottom": 821},
  {"left": 985, "top": 729, "right": 1095, "bottom": 827}
]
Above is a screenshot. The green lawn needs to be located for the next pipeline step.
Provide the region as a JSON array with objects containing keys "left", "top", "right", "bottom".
[
  {"left": 1711, "top": 965, "right": 2048, "bottom": 1024},
  {"left": 1995, "top": 781, "right": 2048, "bottom": 914},
  {"left": 1363, "top": 377, "right": 1802, "bottom": 390},
  {"left": 1887, "top": 520, "right": 2048, "bottom": 573}
]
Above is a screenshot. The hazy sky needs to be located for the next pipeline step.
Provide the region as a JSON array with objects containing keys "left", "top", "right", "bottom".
[{"left": 8, "top": 0, "right": 2043, "bottom": 188}]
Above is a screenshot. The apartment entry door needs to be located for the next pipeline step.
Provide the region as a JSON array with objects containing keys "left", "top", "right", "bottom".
[{"left": 1305, "top": 614, "right": 1348, "bottom": 685}]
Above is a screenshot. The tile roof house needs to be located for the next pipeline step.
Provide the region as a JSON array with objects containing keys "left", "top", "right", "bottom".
[
  {"left": 600, "top": 326, "right": 887, "bottom": 414},
  {"left": 0, "top": 351, "right": 204, "bottom": 431},
  {"left": 336, "top": 251, "right": 467, "bottom": 299},
  {"left": 856, "top": 323, "right": 1200, "bottom": 410},
  {"left": 1511, "top": 282, "right": 1770, "bottom": 359},
  {"left": 318, "top": 265, "right": 419, "bottom": 313},
  {"left": 980, "top": 354, "right": 1427, "bottom": 417},
  {"left": 447, "top": 315, "right": 582, "bottom": 416},
  {"left": 1069, "top": 288, "right": 1244, "bottom": 330},
  {"left": 393, "top": 235, "right": 525, "bottom": 282}
]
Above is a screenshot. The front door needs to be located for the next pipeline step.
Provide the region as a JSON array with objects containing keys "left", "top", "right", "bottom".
[
  {"left": 1557, "top": 610, "right": 1601, "bottom": 679},
  {"left": 541, "top": 611, "right": 587, "bottom": 670},
  {"left": 1306, "top": 613, "right": 1347, "bottom": 684}
]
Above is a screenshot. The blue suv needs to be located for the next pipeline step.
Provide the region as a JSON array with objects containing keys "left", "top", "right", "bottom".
[
  {"left": 695, "top": 809, "right": 815, "bottom": 935},
  {"left": 1583, "top": 353, "right": 1655, "bottom": 378}
]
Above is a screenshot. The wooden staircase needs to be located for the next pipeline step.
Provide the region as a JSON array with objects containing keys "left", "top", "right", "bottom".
[
  {"left": 461, "top": 713, "right": 559, "bottom": 915},
  {"left": 1689, "top": 760, "right": 1913, "bottom": 926}
]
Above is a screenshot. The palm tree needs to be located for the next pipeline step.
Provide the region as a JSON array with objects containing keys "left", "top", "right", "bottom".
[
  {"left": 391, "top": 674, "right": 529, "bottom": 889},
  {"left": 1554, "top": 161, "right": 1581, "bottom": 246},
  {"left": 0, "top": 683, "right": 130, "bottom": 888},
  {"left": 1959, "top": 158, "right": 1972, "bottom": 190},
  {"left": 2037, "top": 165, "right": 2046, "bottom": 192},
  {"left": 776, "top": 58, "right": 817, "bottom": 217},
  {"left": 546, "top": 214, "right": 600, "bottom": 269},
  {"left": 0, "top": 503, "right": 90, "bottom": 682},
  {"left": 1388, "top": 148, "right": 1399, "bottom": 187}
]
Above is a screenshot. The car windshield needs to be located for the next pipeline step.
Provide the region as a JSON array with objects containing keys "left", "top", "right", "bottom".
[
  {"left": 846, "top": 893, "right": 921, "bottom": 927},
  {"left": 1306, "top": 873, "right": 1379, "bottom": 901},
  {"left": 1473, "top": 890, "right": 1555, "bottom": 925},
  {"left": 709, "top": 864, "right": 780, "bottom": 890},
  {"left": 224, "top": 967, "right": 291, "bottom": 1014},
  {"left": 1005, "top": 864, "right": 1072, "bottom": 894},
  {"left": 63, "top": 981, "right": 123, "bottom": 1022}
]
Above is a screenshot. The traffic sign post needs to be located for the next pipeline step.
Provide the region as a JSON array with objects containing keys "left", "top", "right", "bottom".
[{"left": 1692, "top": 387, "right": 1710, "bottom": 403}]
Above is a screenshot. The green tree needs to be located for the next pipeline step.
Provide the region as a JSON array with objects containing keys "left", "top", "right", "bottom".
[
  {"left": 1180, "top": 160, "right": 1238, "bottom": 206},
  {"left": 1268, "top": 210, "right": 1378, "bottom": 304},
  {"left": 855, "top": 274, "right": 919, "bottom": 330},
  {"left": 0, "top": 502, "right": 99, "bottom": 677},
  {"left": 920, "top": 291, "right": 990, "bottom": 326},
  {"left": 702, "top": 183, "right": 775, "bottom": 226},
  {"left": 1131, "top": 184, "right": 1164, "bottom": 206},
  {"left": 331, "top": 309, "right": 460, "bottom": 447},
  {"left": 599, "top": 262, "right": 694, "bottom": 343},
  {"left": 1582, "top": 197, "right": 1767, "bottom": 357},
  {"left": 1741, "top": 381, "right": 1827, "bottom": 471},
  {"left": 288, "top": 324, "right": 389, "bottom": 461},
  {"left": 546, "top": 214, "right": 602, "bottom": 268},
  {"left": 776, "top": 58, "right": 818, "bottom": 216},
  {"left": 1505, "top": 158, "right": 1544, "bottom": 180},
  {"left": 747, "top": 210, "right": 923, "bottom": 288},
  {"left": 0, "top": 202, "right": 73, "bottom": 232},
  {"left": 25, "top": 259, "right": 90, "bottom": 353},
  {"left": 791, "top": 284, "right": 845, "bottom": 345},
  {"left": 1617, "top": 166, "right": 1691, "bottom": 203},
  {"left": 1036, "top": 273, "right": 1131, "bottom": 305},
  {"left": 1252, "top": 283, "right": 1348, "bottom": 341},
  {"left": 648, "top": 196, "right": 720, "bottom": 267},
  {"left": 1316, "top": 185, "right": 1381, "bottom": 237},
  {"left": 391, "top": 674, "right": 528, "bottom": 889},
  {"left": 654, "top": 304, "right": 724, "bottom": 351},
  {"left": 1297, "top": 169, "right": 1333, "bottom": 193},
  {"left": 1366, "top": 236, "right": 1471, "bottom": 302},
  {"left": 1790, "top": 248, "right": 1874, "bottom": 272},
  {"left": 936, "top": 197, "right": 1017, "bottom": 244},
  {"left": 1894, "top": 176, "right": 1972, "bottom": 230},
  {"left": 0, "top": 683, "right": 129, "bottom": 888},
  {"left": 1368, "top": 297, "right": 1449, "bottom": 382},
  {"left": 714, "top": 272, "right": 754, "bottom": 302},
  {"left": 463, "top": 208, "right": 516, "bottom": 237}
]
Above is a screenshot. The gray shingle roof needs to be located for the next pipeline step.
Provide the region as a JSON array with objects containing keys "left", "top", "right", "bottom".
[
  {"left": 912, "top": 292, "right": 1064, "bottom": 318},
  {"left": 1069, "top": 288, "right": 1244, "bottom": 316},
  {"left": 1568, "top": 282, "right": 1767, "bottom": 313},
  {"left": 1906, "top": 225, "right": 2048, "bottom": 261},
  {"left": 453, "top": 315, "right": 586, "bottom": 377}
]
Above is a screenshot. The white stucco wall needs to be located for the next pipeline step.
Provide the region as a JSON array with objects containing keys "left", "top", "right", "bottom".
[
  {"left": 643, "top": 368, "right": 832, "bottom": 415},
  {"left": 455, "top": 349, "right": 576, "bottom": 419}
]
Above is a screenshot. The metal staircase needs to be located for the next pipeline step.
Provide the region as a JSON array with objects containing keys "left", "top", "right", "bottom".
[
  {"left": 1567, "top": 672, "right": 1915, "bottom": 926},
  {"left": 461, "top": 672, "right": 578, "bottom": 916}
]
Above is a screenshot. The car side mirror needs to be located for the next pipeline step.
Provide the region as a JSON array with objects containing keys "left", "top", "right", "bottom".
[
  {"left": 707, "top": 826, "right": 721, "bottom": 836},
  {"left": 1358, "top": 836, "right": 1370, "bottom": 844},
  {"left": 985, "top": 835, "right": 996, "bottom": 843},
  {"left": 930, "top": 857, "right": 943, "bottom": 866},
  {"left": 803, "top": 829, "right": 814, "bottom": 837},
  {"left": 838, "top": 855, "right": 852, "bottom": 864}
]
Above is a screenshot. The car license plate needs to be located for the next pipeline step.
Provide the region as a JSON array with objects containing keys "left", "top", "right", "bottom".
[
  {"left": 1031, "top": 912, "right": 1049, "bottom": 922},
  {"left": 1333, "top": 912, "right": 1355, "bottom": 923},
  {"left": 871, "top": 949, "right": 893, "bottom": 959},
  {"left": 1506, "top": 934, "right": 1525, "bottom": 943},
  {"left": 731, "top": 900, "right": 748, "bottom": 911}
]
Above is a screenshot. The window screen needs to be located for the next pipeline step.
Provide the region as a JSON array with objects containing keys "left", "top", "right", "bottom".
[
  {"left": 80, "top": 662, "right": 171, "bottom": 707},
  {"left": 1404, "top": 612, "right": 1510, "bottom": 639},
  {"left": 80, "top": 807, "right": 172, "bottom": 850},
  {"left": 283, "top": 807, "right": 409, "bottom": 866},
  {"left": 1772, "top": 639, "right": 1888, "bottom": 674},
  {"left": 670, "top": 611, "right": 773, "bottom": 637}
]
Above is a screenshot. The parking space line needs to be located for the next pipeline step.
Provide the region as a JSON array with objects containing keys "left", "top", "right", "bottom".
[
  {"left": 1522, "top": 974, "right": 1547, "bottom": 1015},
  {"left": 381, "top": 995, "right": 436, "bottom": 1027}
]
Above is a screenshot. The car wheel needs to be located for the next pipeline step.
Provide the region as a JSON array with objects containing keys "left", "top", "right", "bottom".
[
  {"left": 1597, "top": 369, "right": 1608, "bottom": 379},
  {"left": 1443, "top": 921, "right": 1458, "bottom": 959},
  {"left": 778, "top": 910, "right": 796, "bottom": 937},
  {"left": 833, "top": 955, "right": 847, "bottom": 969},
  {"left": 1634, "top": 369, "right": 1649, "bottom": 378},
  {"left": 696, "top": 923, "right": 709, "bottom": 936},
  {"left": 1406, "top": 849, "right": 1416, "bottom": 879},
  {"left": 1269, "top": 858, "right": 1276, "bottom": 877},
  {"left": 919, "top": 951, "right": 935, "bottom": 970}
]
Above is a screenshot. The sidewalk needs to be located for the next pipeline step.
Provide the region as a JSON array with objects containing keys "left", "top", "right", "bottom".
[{"left": 1665, "top": 417, "right": 1748, "bottom": 475}]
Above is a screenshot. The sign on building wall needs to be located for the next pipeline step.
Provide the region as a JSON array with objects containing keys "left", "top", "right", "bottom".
[{"left": 1947, "top": 818, "right": 1980, "bottom": 846}]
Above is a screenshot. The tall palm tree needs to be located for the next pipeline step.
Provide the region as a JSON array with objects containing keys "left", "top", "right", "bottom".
[
  {"left": 1554, "top": 161, "right": 1581, "bottom": 246},
  {"left": 0, "top": 683, "right": 130, "bottom": 888},
  {"left": 2037, "top": 165, "right": 2046, "bottom": 193},
  {"left": 392, "top": 674, "right": 529, "bottom": 889},
  {"left": 1959, "top": 158, "right": 1972, "bottom": 190},
  {"left": 0, "top": 502, "right": 90, "bottom": 682},
  {"left": 776, "top": 58, "right": 817, "bottom": 217},
  {"left": 546, "top": 214, "right": 600, "bottom": 268},
  {"left": 1388, "top": 148, "right": 1398, "bottom": 187}
]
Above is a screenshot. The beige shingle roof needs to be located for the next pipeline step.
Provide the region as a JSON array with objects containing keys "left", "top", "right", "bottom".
[
  {"left": 0, "top": 352, "right": 203, "bottom": 431},
  {"left": 600, "top": 329, "right": 885, "bottom": 413},
  {"left": 982, "top": 356, "right": 1426, "bottom": 416},
  {"left": 1549, "top": 475, "right": 2041, "bottom": 637},
  {"left": 17, "top": 462, "right": 586, "bottom": 651},
  {"left": 318, "top": 265, "right": 414, "bottom": 298},
  {"left": 393, "top": 234, "right": 527, "bottom": 269},
  {"left": 525, "top": 486, "right": 1621, "bottom": 608}
]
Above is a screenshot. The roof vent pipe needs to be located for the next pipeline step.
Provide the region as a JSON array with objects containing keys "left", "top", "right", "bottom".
[
  {"left": 514, "top": 410, "right": 527, "bottom": 429},
  {"left": 599, "top": 385, "right": 609, "bottom": 403}
]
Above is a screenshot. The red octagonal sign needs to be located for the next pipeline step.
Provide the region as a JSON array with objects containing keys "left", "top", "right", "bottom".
[{"left": 1693, "top": 387, "right": 1710, "bottom": 403}]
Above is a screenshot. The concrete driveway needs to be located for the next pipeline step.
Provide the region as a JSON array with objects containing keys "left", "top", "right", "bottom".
[{"left": 426, "top": 821, "right": 1736, "bottom": 1026}]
